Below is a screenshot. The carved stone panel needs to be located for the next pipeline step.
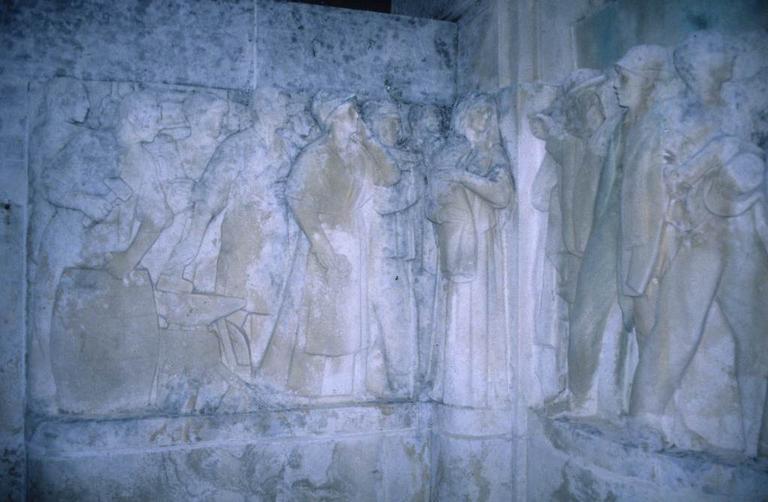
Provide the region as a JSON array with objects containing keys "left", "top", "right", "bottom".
[{"left": 530, "top": 31, "right": 768, "bottom": 459}]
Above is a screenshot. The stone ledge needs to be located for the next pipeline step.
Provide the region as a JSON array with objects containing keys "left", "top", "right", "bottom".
[
  {"left": 528, "top": 410, "right": 768, "bottom": 501},
  {"left": 28, "top": 402, "right": 427, "bottom": 458},
  {"left": 28, "top": 403, "right": 431, "bottom": 500}
]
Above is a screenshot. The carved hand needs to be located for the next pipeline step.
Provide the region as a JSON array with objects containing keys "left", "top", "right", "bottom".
[
  {"left": 312, "top": 246, "right": 351, "bottom": 278},
  {"left": 80, "top": 196, "right": 114, "bottom": 222}
]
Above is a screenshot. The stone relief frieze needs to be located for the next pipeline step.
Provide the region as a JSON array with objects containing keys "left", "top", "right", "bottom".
[
  {"left": 530, "top": 30, "right": 768, "bottom": 458},
  {"left": 29, "top": 77, "right": 514, "bottom": 414}
]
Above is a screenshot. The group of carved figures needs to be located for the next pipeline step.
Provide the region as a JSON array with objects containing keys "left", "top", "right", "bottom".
[
  {"left": 28, "top": 29, "right": 766, "bottom": 459},
  {"left": 531, "top": 31, "right": 768, "bottom": 456},
  {"left": 28, "top": 77, "right": 514, "bottom": 414}
]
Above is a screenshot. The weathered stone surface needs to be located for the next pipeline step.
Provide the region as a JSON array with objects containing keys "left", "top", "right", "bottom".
[
  {"left": 0, "top": 78, "right": 26, "bottom": 502},
  {"left": 456, "top": 0, "right": 498, "bottom": 93},
  {"left": 391, "top": 0, "right": 481, "bottom": 22},
  {"left": 5, "top": 0, "right": 768, "bottom": 500},
  {"left": 50, "top": 268, "right": 161, "bottom": 415},
  {"left": 574, "top": 0, "right": 768, "bottom": 70},
  {"left": 257, "top": 0, "right": 457, "bottom": 104},
  {"left": 0, "top": 0, "right": 254, "bottom": 88},
  {"left": 0, "top": 200, "right": 25, "bottom": 501},
  {"left": 28, "top": 404, "right": 429, "bottom": 500},
  {"left": 430, "top": 405, "right": 515, "bottom": 501},
  {"left": 528, "top": 411, "right": 768, "bottom": 501}
]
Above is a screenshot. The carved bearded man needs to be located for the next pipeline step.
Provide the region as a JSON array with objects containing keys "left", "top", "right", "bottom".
[{"left": 261, "top": 93, "right": 399, "bottom": 397}]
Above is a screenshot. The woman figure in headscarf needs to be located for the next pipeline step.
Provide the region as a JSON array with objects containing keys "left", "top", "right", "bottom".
[{"left": 428, "top": 93, "right": 515, "bottom": 408}]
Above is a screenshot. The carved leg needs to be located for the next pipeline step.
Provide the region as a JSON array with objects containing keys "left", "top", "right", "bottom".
[
  {"left": 718, "top": 222, "right": 768, "bottom": 457},
  {"left": 568, "top": 194, "right": 621, "bottom": 408},
  {"left": 629, "top": 242, "right": 723, "bottom": 418}
]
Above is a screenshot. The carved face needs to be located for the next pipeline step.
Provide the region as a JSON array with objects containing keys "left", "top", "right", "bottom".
[
  {"left": 136, "top": 104, "right": 162, "bottom": 142},
  {"left": 527, "top": 113, "right": 548, "bottom": 140},
  {"left": 613, "top": 66, "right": 650, "bottom": 111},
  {"left": 196, "top": 103, "right": 228, "bottom": 139},
  {"left": 673, "top": 34, "right": 734, "bottom": 103},
  {"left": 286, "top": 105, "right": 317, "bottom": 141},
  {"left": 565, "top": 91, "right": 604, "bottom": 138},
  {"left": 48, "top": 79, "right": 90, "bottom": 124},
  {"left": 418, "top": 108, "right": 442, "bottom": 136},
  {"left": 330, "top": 102, "right": 364, "bottom": 143},
  {"left": 410, "top": 106, "right": 443, "bottom": 148},
  {"left": 467, "top": 105, "right": 492, "bottom": 134},
  {"left": 67, "top": 91, "right": 90, "bottom": 124},
  {"left": 371, "top": 113, "right": 400, "bottom": 147},
  {"left": 120, "top": 94, "right": 162, "bottom": 143},
  {"left": 676, "top": 55, "right": 733, "bottom": 102}
]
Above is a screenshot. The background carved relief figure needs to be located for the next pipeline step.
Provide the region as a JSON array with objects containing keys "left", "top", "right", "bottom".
[
  {"left": 406, "top": 103, "right": 447, "bottom": 395},
  {"left": 361, "top": 99, "right": 419, "bottom": 397},
  {"left": 106, "top": 91, "right": 171, "bottom": 279},
  {"left": 148, "top": 92, "right": 230, "bottom": 294},
  {"left": 210, "top": 89, "right": 317, "bottom": 382},
  {"left": 261, "top": 93, "right": 399, "bottom": 397},
  {"left": 428, "top": 93, "right": 514, "bottom": 409},
  {"left": 37, "top": 88, "right": 169, "bottom": 413},
  {"left": 29, "top": 79, "right": 122, "bottom": 409},
  {"left": 529, "top": 70, "right": 625, "bottom": 413}
]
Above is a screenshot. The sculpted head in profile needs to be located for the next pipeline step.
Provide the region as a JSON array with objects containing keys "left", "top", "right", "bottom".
[
  {"left": 183, "top": 92, "right": 229, "bottom": 140},
  {"left": 673, "top": 31, "right": 735, "bottom": 105},
  {"left": 313, "top": 92, "right": 360, "bottom": 142},
  {"left": 362, "top": 100, "right": 403, "bottom": 148},
  {"left": 613, "top": 45, "right": 670, "bottom": 115},
  {"left": 562, "top": 70, "right": 608, "bottom": 139},
  {"left": 528, "top": 69, "right": 608, "bottom": 142},
  {"left": 45, "top": 77, "right": 90, "bottom": 125},
  {"left": 117, "top": 91, "right": 162, "bottom": 144},
  {"left": 310, "top": 91, "right": 399, "bottom": 187},
  {"left": 408, "top": 103, "right": 445, "bottom": 158},
  {"left": 452, "top": 93, "right": 504, "bottom": 177},
  {"left": 453, "top": 93, "right": 498, "bottom": 145}
]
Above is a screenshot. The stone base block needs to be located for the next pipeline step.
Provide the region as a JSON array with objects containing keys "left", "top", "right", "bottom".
[
  {"left": 28, "top": 403, "right": 429, "bottom": 500},
  {"left": 430, "top": 405, "right": 516, "bottom": 501},
  {"left": 528, "top": 410, "right": 768, "bottom": 501}
]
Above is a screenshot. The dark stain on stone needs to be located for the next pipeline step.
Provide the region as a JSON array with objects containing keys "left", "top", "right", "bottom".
[
  {"left": 2, "top": 202, "right": 11, "bottom": 226},
  {"left": 434, "top": 36, "right": 453, "bottom": 69},
  {"left": 687, "top": 11, "right": 710, "bottom": 30}
]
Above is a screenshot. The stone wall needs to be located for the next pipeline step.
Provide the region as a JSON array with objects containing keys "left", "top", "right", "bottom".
[
  {"left": 0, "top": 1, "right": 458, "bottom": 499},
  {"left": 574, "top": 0, "right": 768, "bottom": 70},
  {"left": 0, "top": 0, "right": 254, "bottom": 88},
  {"left": 0, "top": 79, "right": 27, "bottom": 499},
  {"left": 257, "top": 1, "right": 456, "bottom": 103}
]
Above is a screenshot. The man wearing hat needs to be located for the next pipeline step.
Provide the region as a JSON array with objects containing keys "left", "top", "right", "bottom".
[{"left": 262, "top": 92, "right": 399, "bottom": 397}]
